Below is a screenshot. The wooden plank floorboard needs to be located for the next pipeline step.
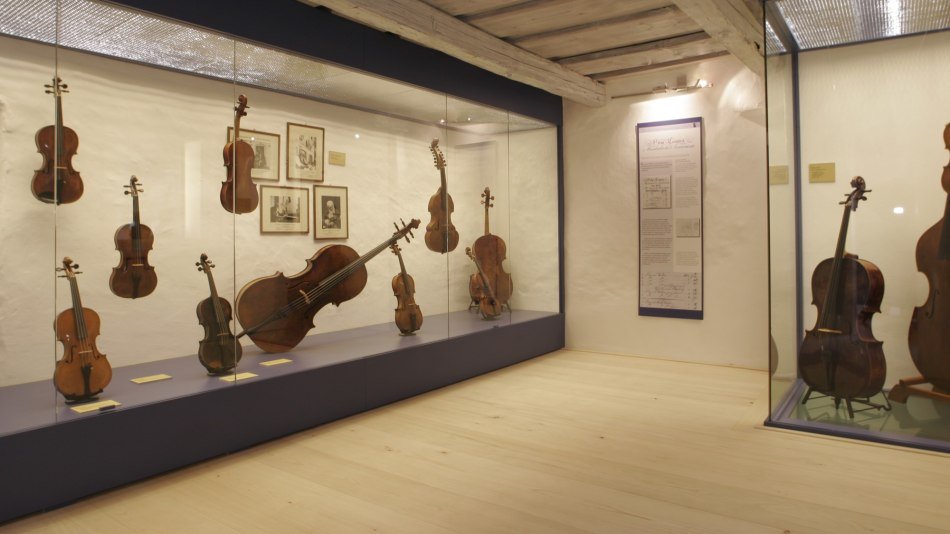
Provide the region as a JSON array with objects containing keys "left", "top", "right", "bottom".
[{"left": 4, "top": 349, "right": 949, "bottom": 533}]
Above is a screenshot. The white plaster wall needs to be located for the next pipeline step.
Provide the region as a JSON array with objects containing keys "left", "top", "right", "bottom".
[
  {"left": 796, "top": 32, "right": 950, "bottom": 386},
  {"left": 0, "top": 36, "right": 558, "bottom": 386},
  {"left": 564, "top": 55, "right": 769, "bottom": 369}
]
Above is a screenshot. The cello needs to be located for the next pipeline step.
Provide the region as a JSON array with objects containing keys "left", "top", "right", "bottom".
[
  {"left": 907, "top": 123, "right": 950, "bottom": 392},
  {"left": 390, "top": 243, "right": 423, "bottom": 334},
  {"left": 236, "top": 219, "right": 420, "bottom": 352},
  {"left": 221, "top": 95, "right": 259, "bottom": 214},
  {"left": 424, "top": 139, "right": 459, "bottom": 253},
  {"left": 32, "top": 77, "right": 84, "bottom": 205},
  {"left": 54, "top": 257, "right": 112, "bottom": 402},
  {"left": 196, "top": 254, "right": 242, "bottom": 374},
  {"left": 466, "top": 247, "right": 502, "bottom": 319},
  {"left": 109, "top": 176, "right": 158, "bottom": 299},
  {"left": 798, "top": 177, "right": 887, "bottom": 417},
  {"left": 468, "top": 187, "right": 513, "bottom": 314}
]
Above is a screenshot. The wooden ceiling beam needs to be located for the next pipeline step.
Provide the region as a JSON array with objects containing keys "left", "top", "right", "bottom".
[
  {"left": 670, "top": 0, "right": 764, "bottom": 77},
  {"left": 302, "top": 0, "right": 607, "bottom": 106},
  {"left": 558, "top": 32, "right": 725, "bottom": 76}
]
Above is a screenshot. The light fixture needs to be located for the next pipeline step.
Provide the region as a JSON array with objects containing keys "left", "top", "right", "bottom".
[
  {"left": 612, "top": 75, "right": 713, "bottom": 100},
  {"left": 893, "top": 206, "right": 904, "bottom": 215},
  {"left": 354, "top": 133, "right": 360, "bottom": 139}
]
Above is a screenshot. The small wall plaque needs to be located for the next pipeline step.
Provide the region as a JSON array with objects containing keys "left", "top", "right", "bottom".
[
  {"left": 809, "top": 162, "right": 836, "bottom": 183},
  {"left": 70, "top": 400, "right": 121, "bottom": 413},
  {"left": 131, "top": 373, "right": 172, "bottom": 384},
  {"left": 769, "top": 165, "right": 789, "bottom": 185},
  {"left": 328, "top": 151, "right": 346, "bottom": 166}
]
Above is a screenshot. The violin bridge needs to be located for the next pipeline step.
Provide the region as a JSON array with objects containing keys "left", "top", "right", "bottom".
[
  {"left": 817, "top": 327, "right": 843, "bottom": 334},
  {"left": 299, "top": 290, "right": 311, "bottom": 304}
]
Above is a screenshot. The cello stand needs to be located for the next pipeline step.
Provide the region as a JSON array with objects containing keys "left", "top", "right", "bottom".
[
  {"left": 801, "top": 387, "right": 892, "bottom": 419},
  {"left": 888, "top": 376, "right": 950, "bottom": 404}
]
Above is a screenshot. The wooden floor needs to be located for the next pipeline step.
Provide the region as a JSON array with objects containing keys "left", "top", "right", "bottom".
[{"left": 5, "top": 349, "right": 950, "bottom": 533}]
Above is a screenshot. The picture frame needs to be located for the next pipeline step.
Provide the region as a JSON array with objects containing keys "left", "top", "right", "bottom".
[
  {"left": 227, "top": 127, "right": 280, "bottom": 182},
  {"left": 260, "top": 185, "right": 309, "bottom": 234},
  {"left": 286, "top": 122, "right": 325, "bottom": 182},
  {"left": 313, "top": 185, "right": 348, "bottom": 240}
]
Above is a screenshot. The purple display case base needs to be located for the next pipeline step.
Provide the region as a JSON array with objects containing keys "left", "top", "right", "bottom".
[{"left": 0, "top": 310, "right": 564, "bottom": 523}]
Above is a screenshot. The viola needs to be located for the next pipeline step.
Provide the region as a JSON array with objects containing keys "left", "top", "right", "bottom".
[
  {"left": 109, "top": 176, "right": 157, "bottom": 299},
  {"left": 424, "top": 139, "right": 459, "bottom": 253},
  {"left": 221, "top": 95, "right": 259, "bottom": 214},
  {"left": 390, "top": 243, "right": 423, "bottom": 334},
  {"left": 32, "top": 77, "right": 84, "bottom": 205},
  {"left": 236, "top": 219, "right": 421, "bottom": 352},
  {"left": 468, "top": 187, "right": 512, "bottom": 316},
  {"left": 466, "top": 246, "right": 502, "bottom": 319},
  {"left": 798, "top": 177, "right": 886, "bottom": 415},
  {"left": 196, "top": 254, "right": 242, "bottom": 374},
  {"left": 54, "top": 257, "right": 112, "bottom": 401},
  {"left": 908, "top": 123, "right": 950, "bottom": 391}
]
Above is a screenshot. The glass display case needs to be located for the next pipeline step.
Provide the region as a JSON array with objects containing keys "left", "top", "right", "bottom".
[
  {"left": 0, "top": 0, "right": 561, "bottom": 519},
  {"left": 765, "top": 0, "right": 950, "bottom": 450}
]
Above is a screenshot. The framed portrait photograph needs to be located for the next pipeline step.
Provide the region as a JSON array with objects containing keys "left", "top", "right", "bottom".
[
  {"left": 227, "top": 127, "right": 280, "bottom": 182},
  {"left": 260, "top": 185, "right": 309, "bottom": 234},
  {"left": 287, "top": 123, "right": 325, "bottom": 182},
  {"left": 313, "top": 185, "right": 348, "bottom": 240}
]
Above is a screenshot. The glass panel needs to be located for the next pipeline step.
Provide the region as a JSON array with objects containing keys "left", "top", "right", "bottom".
[
  {"left": 0, "top": 0, "right": 558, "bottom": 434},
  {"left": 0, "top": 2, "right": 57, "bottom": 437},
  {"left": 767, "top": 0, "right": 950, "bottom": 449}
]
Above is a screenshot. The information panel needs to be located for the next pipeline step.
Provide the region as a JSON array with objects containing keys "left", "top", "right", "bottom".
[{"left": 637, "top": 117, "right": 704, "bottom": 319}]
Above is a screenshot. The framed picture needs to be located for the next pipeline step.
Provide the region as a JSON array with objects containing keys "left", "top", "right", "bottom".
[
  {"left": 260, "top": 185, "right": 309, "bottom": 234},
  {"left": 313, "top": 185, "right": 348, "bottom": 240},
  {"left": 286, "top": 123, "right": 325, "bottom": 182},
  {"left": 227, "top": 127, "right": 280, "bottom": 182}
]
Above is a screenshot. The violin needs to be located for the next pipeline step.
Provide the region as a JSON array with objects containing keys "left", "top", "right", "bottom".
[
  {"left": 221, "top": 95, "right": 259, "bottom": 214},
  {"left": 798, "top": 177, "right": 886, "bottom": 414},
  {"left": 468, "top": 187, "right": 512, "bottom": 315},
  {"left": 196, "top": 254, "right": 242, "bottom": 374},
  {"left": 109, "top": 176, "right": 157, "bottom": 299},
  {"left": 236, "top": 219, "right": 421, "bottom": 352},
  {"left": 424, "top": 139, "right": 459, "bottom": 253},
  {"left": 908, "top": 123, "right": 950, "bottom": 391},
  {"left": 466, "top": 247, "right": 502, "bottom": 319},
  {"left": 390, "top": 243, "right": 423, "bottom": 334},
  {"left": 53, "top": 257, "right": 112, "bottom": 402},
  {"left": 32, "top": 77, "right": 84, "bottom": 205}
]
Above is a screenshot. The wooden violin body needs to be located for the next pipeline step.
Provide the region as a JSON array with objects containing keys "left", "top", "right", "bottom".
[
  {"left": 32, "top": 78, "right": 83, "bottom": 205},
  {"left": 467, "top": 247, "right": 502, "bottom": 319},
  {"left": 196, "top": 254, "right": 241, "bottom": 374},
  {"left": 110, "top": 176, "right": 157, "bottom": 299},
  {"left": 798, "top": 177, "right": 886, "bottom": 405},
  {"left": 468, "top": 187, "right": 512, "bottom": 317},
  {"left": 221, "top": 95, "right": 259, "bottom": 214},
  {"left": 424, "top": 139, "right": 459, "bottom": 253},
  {"left": 908, "top": 123, "right": 950, "bottom": 391},
  {"left": 236, "top": 219, "right": 420, "bottom": 352},
  {"left": 391, "top": 244, "right": 423, "bottom": 334},
  {"left": 54, "top": 258, "right": 112, "bottom": 401},
  {"left": 799, "top": 255, "right": 886, "bottom": 399}
]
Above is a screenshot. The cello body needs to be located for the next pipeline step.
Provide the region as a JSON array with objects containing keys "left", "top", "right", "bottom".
[
  {"left": 237, "top": 245, "right": 367, "bottom": 353},
  {"left": 468, "top": 187, "right": 512, "bottom": 315},
  {"left": 799, "top": 256, "right": 886, "bottom": 399},
  {"left": 32, "top": 78, "right": 83, "bottom": 205},
  {"left": 907, "top": 123, "right": 950, "bottom": 391}
]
